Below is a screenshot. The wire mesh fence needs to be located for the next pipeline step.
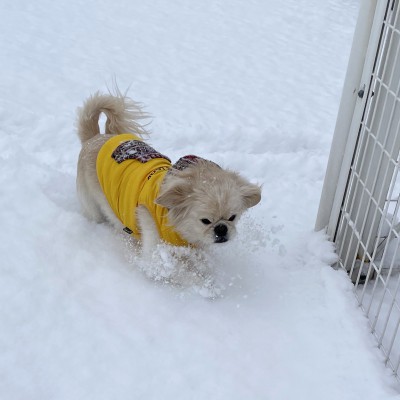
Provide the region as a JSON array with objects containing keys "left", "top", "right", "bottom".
[{"left": 334, "top": 0, "right": 400, "bottom": 377}]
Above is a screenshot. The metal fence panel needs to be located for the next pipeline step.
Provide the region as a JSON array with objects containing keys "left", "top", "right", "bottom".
[{"left": 317, "top": 0, "right": 400, "bottom": 377}]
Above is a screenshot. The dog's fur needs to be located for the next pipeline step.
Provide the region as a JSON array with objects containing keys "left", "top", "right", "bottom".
[{"left": 76, "top": 91, "right": 261, "bottom": 257}]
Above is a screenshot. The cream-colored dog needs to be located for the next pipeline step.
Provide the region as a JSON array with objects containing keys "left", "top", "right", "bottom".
[{"left": 76, "top": 91, "right": 261, "bottom": 262}]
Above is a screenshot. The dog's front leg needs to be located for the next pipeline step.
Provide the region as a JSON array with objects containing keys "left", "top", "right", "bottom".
[{"left": 136, "top": 205, "right": 161, "bottom": 258}]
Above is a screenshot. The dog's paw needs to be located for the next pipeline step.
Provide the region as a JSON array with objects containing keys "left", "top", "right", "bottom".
[
  {"left": 137, "top": 243, "right": 226, "bottom": 298},
  {"left": 194, "top": 277, "right": 224, "bottom": 299}
]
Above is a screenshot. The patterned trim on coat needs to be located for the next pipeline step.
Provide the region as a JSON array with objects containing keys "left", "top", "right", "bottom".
[{"left": 112, "top": 140, "right": 171, "bottom": 164}]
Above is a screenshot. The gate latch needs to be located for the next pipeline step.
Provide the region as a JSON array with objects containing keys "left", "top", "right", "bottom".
[{"left": 358, "top": 84, "right": 366, "bottom": 99}]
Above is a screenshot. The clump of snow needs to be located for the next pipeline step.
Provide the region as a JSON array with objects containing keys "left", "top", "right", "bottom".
[
  {"left": 1, "top": 0, "right": 400, "bottom": 399},
  {"left": 123, "top": 213, "right": 270, "bottom": 299}
]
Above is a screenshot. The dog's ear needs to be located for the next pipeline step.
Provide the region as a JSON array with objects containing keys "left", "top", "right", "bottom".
[
  {"left": 240, "top": 182, "right": 262, "bottom": 209},
  {"left": 156, "top": 183, "right": 192, "bottom": 209}
]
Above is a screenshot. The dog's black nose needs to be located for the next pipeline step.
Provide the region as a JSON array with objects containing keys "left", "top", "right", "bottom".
[
  {"left": 214, "top": 224, "right": 228, "bottom": 243},
  {"left": 214, "top": 224, "right": 228, "bottom": 236}
]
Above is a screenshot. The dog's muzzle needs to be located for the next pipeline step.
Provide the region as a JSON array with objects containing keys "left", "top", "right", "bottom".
[{"left": 214, "top": 223, "right": 228, "bottom": 243}]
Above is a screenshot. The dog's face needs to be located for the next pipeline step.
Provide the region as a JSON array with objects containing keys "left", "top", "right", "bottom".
[{"left": 156, "top": 160, "right": 261, "bottom": 246}]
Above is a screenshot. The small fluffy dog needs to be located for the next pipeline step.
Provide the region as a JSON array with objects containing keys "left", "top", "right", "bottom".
[{"left": 76, "top": 91, "right": 261, "bottom": 258}]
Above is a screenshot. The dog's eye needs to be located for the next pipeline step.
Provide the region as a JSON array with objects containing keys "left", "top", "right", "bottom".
[
  {"left": 228, "top": 215, "right": 236, "bottom": 222},
  {"left": 201, "top": 218, "right": 212, "bottom": 225}
]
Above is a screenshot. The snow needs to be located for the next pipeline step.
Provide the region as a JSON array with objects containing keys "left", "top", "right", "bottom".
[{"left": 1, "top": 0, "right": 400, "bottom": 399}]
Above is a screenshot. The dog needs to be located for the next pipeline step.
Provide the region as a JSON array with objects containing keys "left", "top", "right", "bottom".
[{"left": 76, "top": 91, "right": 261, "bottom": 264}]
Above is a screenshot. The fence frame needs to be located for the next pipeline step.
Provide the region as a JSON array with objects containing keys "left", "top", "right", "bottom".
[{"left": 316, "top": 0, "right": 388, "bottom": 237}]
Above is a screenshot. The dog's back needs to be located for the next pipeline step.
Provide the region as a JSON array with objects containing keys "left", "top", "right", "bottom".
[{"left": 76, "top": 91, "right": 149, "bottom": 226}]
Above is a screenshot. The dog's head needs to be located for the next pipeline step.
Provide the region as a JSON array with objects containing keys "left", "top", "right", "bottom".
[{"left": 156, "top": 159, "right": 261, "bottom": 246}]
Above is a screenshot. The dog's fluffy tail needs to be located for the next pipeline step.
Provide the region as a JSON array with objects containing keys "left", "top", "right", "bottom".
[{"left": 76, "top": 90, "right": 149, "bottom": 144}]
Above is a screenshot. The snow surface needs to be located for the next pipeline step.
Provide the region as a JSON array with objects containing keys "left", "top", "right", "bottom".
[{"left": 1, "top": 0, "right": 400, "bottom": 399}]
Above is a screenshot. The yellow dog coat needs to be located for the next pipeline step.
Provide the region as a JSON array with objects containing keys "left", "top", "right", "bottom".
[{"left": 96, "top": 134, "right": 189, "bottom": 246}]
